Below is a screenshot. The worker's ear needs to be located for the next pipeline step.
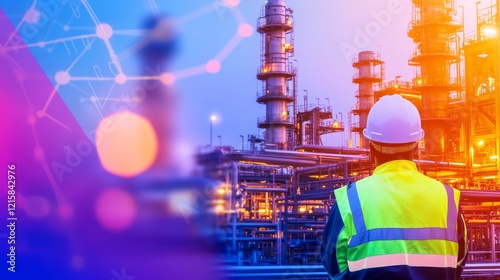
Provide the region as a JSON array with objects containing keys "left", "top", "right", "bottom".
[
  {"left": 368, "top": 142, "right": 376, "bottom": 164},
  {"left": 410, "top": 142, "right": 419, "bottom": 159}
]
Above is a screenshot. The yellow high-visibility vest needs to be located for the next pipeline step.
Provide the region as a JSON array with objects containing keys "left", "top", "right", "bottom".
[{"left": 334, "top": 160, "right": 460, "bottom": 275}]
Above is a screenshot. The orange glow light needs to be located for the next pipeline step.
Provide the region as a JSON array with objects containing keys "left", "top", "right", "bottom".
[{"left": 96, "top": 111, "right": 158, "bottom": 177}]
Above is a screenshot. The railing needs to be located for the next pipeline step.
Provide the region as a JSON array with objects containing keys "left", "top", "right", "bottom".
[
  {"left": 297, "top": 103, "right": 332, "bottom": 114},
  {"left": 257, "top": 63, "right": 296, "bottom": 76},
  {"left": 257, "top": 114, "right": 292, "bottom": 125},
  {"left": 257, "top": 13, "right": 293, "bottom": 30},
  {"left": 408, "top": 12, "right": 462, "bottom": 29},
  {"left": 222, "top": 263, "right": 500, "bottom": 279},
  {"left": 256, "top": 89, "right": 293, "bottom": 99},
  {"left": 352, "top": 52, "right": 382, "bottom": 64},
  {"left": 379, "top": 80, "right": 415, "bottom": 91},
  {"left": 408, "top": 46, "right": 458, "bottom": 60},
  {"left": 352, "top": 73, "right": 382, "bottom": 81},
  {"left": 412, "top": 76, "right": 459, "bottom": 87}
]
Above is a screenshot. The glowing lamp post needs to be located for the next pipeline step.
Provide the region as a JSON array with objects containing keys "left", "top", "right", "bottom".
[{"left": 210, "top": 115, "right": 216, "bottom": 147}]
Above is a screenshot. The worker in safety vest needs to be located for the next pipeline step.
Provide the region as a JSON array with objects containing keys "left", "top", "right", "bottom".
[{"left": 321, "top": 94, "right": 468, "bottom": 279}]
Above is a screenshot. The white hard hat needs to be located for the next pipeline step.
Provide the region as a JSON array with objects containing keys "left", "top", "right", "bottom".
[{"left": 363, "top": 94, "right": 424, "bottom": 144}]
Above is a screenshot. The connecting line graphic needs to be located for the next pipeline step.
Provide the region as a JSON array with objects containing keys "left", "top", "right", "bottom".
[
  {"left": 3, "top": 53, "right": 69, "bottom": 211},
  {"left": 147, "top": 0, "right": 160, "bottom": 16},
  {"left": 3, "top": 1, "right": 254, "bottom": 221},
  {"left": 175, "top": 3, "right": 219, "bottom": 26},
  {"left": 3, "top": 0, "right": 37, "bottom": 47},
  {"left": 80, "top": 0, "right": 102, "bottom": 28}
]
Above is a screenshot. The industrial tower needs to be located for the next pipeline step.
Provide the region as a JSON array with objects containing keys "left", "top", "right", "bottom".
[
  {"left": 256, "top": 0, "right": 296, "bottom": 150},
  {"left": 464, "top": 1, "right": 500, "bottom": 179},
  {"left": 351, "top": 51, "right": 384, "bottom": 149},
  {"left": 408, "top": 0, "right": 462, "bottom": 159}
]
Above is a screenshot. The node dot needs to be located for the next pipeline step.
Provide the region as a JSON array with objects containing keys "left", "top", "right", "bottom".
[
  {"left": 24, "top": 8, "right": 40, "bottom": 24},
  {"left": 96, "top": 23, "right": 113, "bottom": 40},
  {"left": 34, "top": 146, "right": 45, "bottom": 161},
  {"left": 205, "top": 59, "right": 221, "bottom": 74},
  {"left": 27, "top": 114, "right": 37, "bottom": 125},
  {"left": 55, "top": 71, "right": 70, "bottom": 85},
  {"left": 238, "top": 23, "right": 253, "bottom": 38},
  {"left": 114, "top": 73, "right": 127, "bottom": 84},
  {"left": 223, "top": 0, "right": 240, "bottom": 7},
  {"left": 160, "top": 73, "right": 175, "bottom": 85}
]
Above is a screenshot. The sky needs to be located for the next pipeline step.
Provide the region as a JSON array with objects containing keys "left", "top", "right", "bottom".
[{"left": 1, "top": 0, "right": 480, "bottom": 164}]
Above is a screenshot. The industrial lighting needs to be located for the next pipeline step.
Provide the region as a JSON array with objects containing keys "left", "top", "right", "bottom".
[
  {"left": 299, "top": 207, "right": 306, "bottom": 213},
  {"left": 332, "top": 121, "right": 340, "bottom": 128},
  {"left": 490, "top": 155, "right": 498, "bottom": 160},
  {"left": 217, "top": 188, "right": 225, "bottom": 195},
  {"left": 481, "top": 24, "right": 497, "bottom": 38},
  {"left": 477, "top": 140, "right": 485, "bottom": 147},
  {"left": 215, "top": 205, "right": 224, "bottom": 213},
  {"left": 488, "top": 77, "right": 495, "bottom": 87},
  {"left": 417, "top": 79, "right": 423, "bottom": 85}
]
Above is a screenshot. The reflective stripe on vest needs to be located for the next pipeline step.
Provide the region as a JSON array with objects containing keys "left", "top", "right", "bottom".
[
  {"left": 348, "top": 253, "right": 458, "bottom": 271},
  {"left": 345, "top": 182, "right": 459, "bottom": 272}
]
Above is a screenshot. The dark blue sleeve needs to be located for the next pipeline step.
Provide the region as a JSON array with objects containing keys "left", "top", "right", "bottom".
[
  {"left": 456, "top": 206, "right": 468, "bottom": 278},
  {"left": 321, "top": 202, "right": 345, "bottom": 277}
]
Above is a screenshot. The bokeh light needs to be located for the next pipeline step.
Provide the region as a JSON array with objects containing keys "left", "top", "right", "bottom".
[
  {"left": 95, "top": 188, "right": 137, "bottom": 231},
  {"left": 24, "top": 195, "right": 51, "bottom": 219},
  {"left": 95, "top": 111, "right": 158, "bottom": 177}
]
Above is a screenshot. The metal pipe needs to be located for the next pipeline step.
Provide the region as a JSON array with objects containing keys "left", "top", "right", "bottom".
[
  {"left": 284, "top": 181, "right": 289, "bottom": 265},
  {"left": 231, "top": 162, "right": 238, "bottom": 252},
  {"left": 263, "top": 148, "right": 368, "bottom": 160},
  {"left": 242, "top": 188, "right": 287, "bottom": 193},
  {"left": 277, "top": 201, "right": 324, "bottom": 206},
  {"left": 294, "top": 163, "right": 343, "bottom": 175},
  {"left": 277, "top": 211, "right": 282, "bottom": 265},
  {"left": 237, "top": 155, "right": 317, "bottom": 166},
  {"left": 492, "top": 223, "right": 496, "bottom": 262},
  {"left": 272, "top": 196, "right": 285, "bottom": 223}
]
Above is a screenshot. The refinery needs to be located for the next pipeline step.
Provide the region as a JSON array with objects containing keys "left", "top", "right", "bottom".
[{"left": 195, "top": 0, "right": 500, "bottom": 278}]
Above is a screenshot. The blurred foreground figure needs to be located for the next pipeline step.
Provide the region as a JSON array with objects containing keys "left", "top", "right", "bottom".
[
  {"left": 82, "top": 15, "right": 226, "bottom": 280},
  {"left": 0, "top": 11, "right": 225, "bottom": 279},
  {"left": 321, "top": 94, "right": 468, "bottom": 279}
]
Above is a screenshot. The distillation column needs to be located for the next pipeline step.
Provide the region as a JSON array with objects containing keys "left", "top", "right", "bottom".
[
  {"left": 408, "top": 0, "right": 462, "bottom": 158},
  {"left": 256, "top": 0, "right": 296, "bottom": 150},
  {"left": 351, "top": 51, "right": 384, "bottom": 149}
]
